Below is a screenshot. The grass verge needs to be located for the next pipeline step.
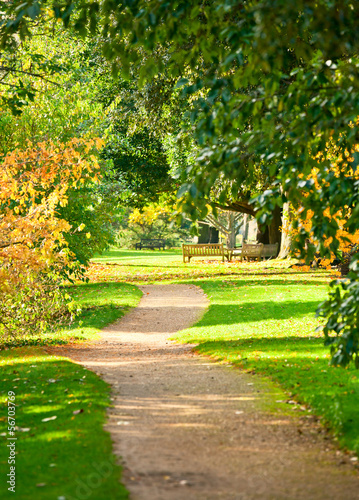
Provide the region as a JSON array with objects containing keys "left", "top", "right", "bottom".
[
  {"left": 172, "top": 276, "right": 359, "bottom": 457},
  {"left": 1, "top": 282, "right": 142, "bottom": 349},
  {"left": 0, "top": 281, "right": 142, "bottom": 499}
]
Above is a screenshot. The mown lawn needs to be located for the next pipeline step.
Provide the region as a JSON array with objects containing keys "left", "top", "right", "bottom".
[
  {"left": 172, "top": 277, "right": 359, "bottom": 456},
  {"left": 0, "top": 282, "right": 142, "bottom": 499}
]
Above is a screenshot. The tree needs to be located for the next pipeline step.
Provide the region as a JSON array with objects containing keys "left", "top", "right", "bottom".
[
  {"left": 0, "top": 28, "right": 122, "bottom": 270},
  {"left": 202, "top": 209, "right": 242, "bottom": 248},
  {"left": 120, "top": 197, "right": 191, "bottom": 247},
  {"left": 102, "top": 121, "right": 174, "bottom": 208},
  {"left": 90, "top": 0, "right": 358, "bottom": 366},
  {"left": 2, "top": 1, "right": 359, "bottom": 365},
  {"left": 0, "top": 138, "right": 102, "bottom": 340}
]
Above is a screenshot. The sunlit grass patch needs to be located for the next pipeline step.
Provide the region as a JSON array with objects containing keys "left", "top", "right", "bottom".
[
  {"left": 0, "top": 282, "right": 142, "bottom": 349},
  {"left": 0, "top": 347, "right": 128, "bottom": 499},
  {"left": 172, "top": 276, "right": 359, "bottom": 456},
  {"left": 0, "top": 280, "right": 141, "bottom": 497},
  {"left": 88, "top": 246, "right": 330, "bottom": 285}
]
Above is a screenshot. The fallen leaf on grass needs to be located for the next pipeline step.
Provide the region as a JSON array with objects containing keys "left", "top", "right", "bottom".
[
  {"left": 72, "top": 409, "right": 84, "bottom": 415},
  {"left": 42, "top": 416, "right": 57, "bottom": 422}
]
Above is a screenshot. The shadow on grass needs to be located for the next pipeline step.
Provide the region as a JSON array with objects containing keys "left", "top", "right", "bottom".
[
  {"left": 202, "top": 278, "right": 330, "bottom": 287},
  {"left": 65, "top": 281, "right": 139, "bottom": 295},
  {"left": 0, "top": 355, "right": 127, "bottom": 500},
  {"left": 194, "top": 300, "right": 322, "bottom": 326},
  {"left": 101, "top": 263, "right": 185, "bottom": 269}
]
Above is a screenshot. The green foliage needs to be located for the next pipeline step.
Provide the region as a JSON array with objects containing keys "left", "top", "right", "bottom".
[
  {"left": 0, "top": 269, "right": 74, "bottom": 343},
  {"left": 2, "top": 1, "right": 359, "bottom": 362},
  {"left": 0, "top": 29, "right": 103, "bottom": 152},
  {"left": 318, "top": 274, "right": 359, "bottom": 368},
  {"left": 0, "top": 27, "right": 120, "bottom": 275},
  {"left": 102, "top": 124, "right": 174, "bottom": 207},
  {"left": 58, "top": 184, "right": 118, "bottom": 272}
]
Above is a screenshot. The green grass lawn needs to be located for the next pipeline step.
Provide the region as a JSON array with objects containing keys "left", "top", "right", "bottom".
[
  {"left": 172, "top": 277, "right": 359, "bottom": 456},
  {"left": 89, "top": 246, "right": 295, "bottom": 283},
  {"left": 0, "top": 282, "right": 142, "bottom": 499}
]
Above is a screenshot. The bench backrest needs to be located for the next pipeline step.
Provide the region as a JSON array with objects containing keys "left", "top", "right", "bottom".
[
  {"left": 182, "top": 243, "right": 224, "bottom": 255},
  {"left": 242, "top": 243, "right": 263, "bottom": 256},
  {"left": 141, "top": 238, "right": 165, "bottom": 243},
  {"left": 262, "top": 243, "right": 279, "bottom": 257}
]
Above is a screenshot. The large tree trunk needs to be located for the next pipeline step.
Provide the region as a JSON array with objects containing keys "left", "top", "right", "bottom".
[
  {"left": 257, "top": 205, "right": 282, "bottom": 247},
  {"left": 257, "top": 224, "right": 269, "bottom": 244},
  {"left": 215, "top": 197, "right": 283, "bottom": 253},
  {"left": 278, "top": 202, "right": 292, "bottom": 258},
  {"left": 269, "top": 205, "right": 282, "bottom": 247},
  {"left": 226, "top": 212, "right": 237, "bottom": 248},
  {"left": 198, "top": 223, "right": 219, "bottom": 243}
]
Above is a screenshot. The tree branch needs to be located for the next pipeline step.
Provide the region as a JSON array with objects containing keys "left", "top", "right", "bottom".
[
  {"left": 214, "top": 200, "right": 256, "bottom": 216},
  {"left": 0, "top": 66, "right": 61, "bottom": 86}
]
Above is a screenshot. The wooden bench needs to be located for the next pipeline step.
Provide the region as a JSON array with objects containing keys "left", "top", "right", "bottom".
[
  {"left": 262, "top": 242, "right": 279, "bottom": 259},
  {"left": 240, "top": 243, "right": 264, "bottom": 262},
  {"left": 240, "top": 242, "right": 279, "bottom": 261},
  {"left": 182, "top": 243, "right": 231, "bottom": 263},
  {"left": 135, "top": 238, "right": 166, "bottom": 250}
]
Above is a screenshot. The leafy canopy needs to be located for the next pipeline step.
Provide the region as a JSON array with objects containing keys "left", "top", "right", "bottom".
[{"left": 2, "top": 0, "right": 359, "bottom": 365}]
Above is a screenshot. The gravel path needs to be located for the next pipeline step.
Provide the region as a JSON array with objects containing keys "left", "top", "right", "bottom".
[{"left": 56, "top": 284, "right": 359, "bottom": 500}]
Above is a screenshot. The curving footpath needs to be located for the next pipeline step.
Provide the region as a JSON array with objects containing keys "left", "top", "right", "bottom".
[{"left": 57, "top": 284, "right": 359, "bottom": 500}]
